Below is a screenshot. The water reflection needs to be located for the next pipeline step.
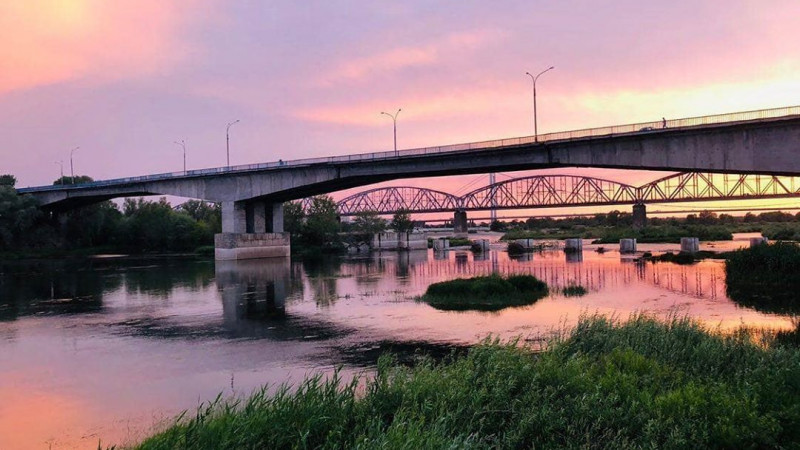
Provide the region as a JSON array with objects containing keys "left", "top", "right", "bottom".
[
  {"left": 3, "top": 240, "right": 798, "bottom": 449},
  {"left": 217, "top": 259, "right": 291, "bottom": 321}
]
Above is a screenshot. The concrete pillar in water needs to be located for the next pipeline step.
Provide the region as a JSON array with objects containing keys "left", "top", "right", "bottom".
[
  {"left": 473, "top": 239, "right": 490, "bottom": 252},
  {"left": 433, "top": 237, "right": 450, "bottom": 251},
  {"left": 680, "top": 237, "right": 699, "bottom": 254},
  {"left": 619, "top": 238, "right": 637, "bottom": 253},
  {"left": 453, "top": 210, "right": 468, "bottom": 236},
  {"left": 632, "top": 203, "right": 647, "bottom": 229},
  {"left": 217, "top": 200, "right": 290, "bottom": 260},
  {"left": 564, "top": 238, "right": 583, "bottom": 252},
  {"left": 750, "top": 237, "right": 769, "bottom": 247}
]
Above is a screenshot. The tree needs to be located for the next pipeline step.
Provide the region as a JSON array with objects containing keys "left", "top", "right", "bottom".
[
  {"left": 0, "top": 174, "right": 16, "bottom": 187},
  {"left": 302, "top": 195, "right": 340, "bottom": 246},
  {"left": 0, "top": 182, "right": 42, "bottom": 250},
  {"left": 351, "top": 211, "right": 387, "bottom": 246},
  {"left": 390, "top": 209, "right": 414, "bottom": 234},
  {"left": 53, "top": 175, "right": 93, "bottom": 185},
  {"left": 283, "top": 201, "right": 306, "bottom": 235}
]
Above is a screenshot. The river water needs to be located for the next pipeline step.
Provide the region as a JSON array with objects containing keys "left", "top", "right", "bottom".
[{"left": 0, "top": 233, "right": 794, "bottom": 449}]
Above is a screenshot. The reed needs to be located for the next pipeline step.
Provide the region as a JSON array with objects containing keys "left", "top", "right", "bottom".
[{"left": 134, "top": 315, "right": 800, "bottom": 449}]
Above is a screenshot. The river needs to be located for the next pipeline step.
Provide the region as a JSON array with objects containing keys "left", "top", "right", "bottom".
[{"left": 0, "top": 232, "right": 794, "bottom": 449}]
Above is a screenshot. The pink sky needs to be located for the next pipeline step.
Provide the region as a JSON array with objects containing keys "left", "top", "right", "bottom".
[{"left": 2, "top": 1, "right": 800, "bottom": 215}]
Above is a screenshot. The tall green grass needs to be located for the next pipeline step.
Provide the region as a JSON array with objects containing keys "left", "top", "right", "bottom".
[{"left": 134, "top": 315, "right": 800, "bottom": 449}]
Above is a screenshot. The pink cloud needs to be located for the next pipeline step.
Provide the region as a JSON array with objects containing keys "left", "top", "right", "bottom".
[{"left": 0, "top": 1, "right": 206, "bottom": 95}]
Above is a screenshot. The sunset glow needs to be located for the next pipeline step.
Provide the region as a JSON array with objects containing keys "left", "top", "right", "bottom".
[{"left": 2, "top": 0, "right": 799, "bottom": 197}]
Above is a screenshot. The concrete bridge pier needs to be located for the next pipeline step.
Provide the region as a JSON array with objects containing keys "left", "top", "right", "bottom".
[
  {"left": 216, "top": 200, "right": 290, "bottom": 260},
  {"left": 632, "top": 203, "right": 647, "bottom": 229},
  {"left": 453, "top": 210, "right": 468, "bottom": 237}
]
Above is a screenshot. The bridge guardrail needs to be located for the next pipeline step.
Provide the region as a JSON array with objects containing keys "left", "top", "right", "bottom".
[{"left": 17, "top": 105, "right": 800, "bottom": 193}]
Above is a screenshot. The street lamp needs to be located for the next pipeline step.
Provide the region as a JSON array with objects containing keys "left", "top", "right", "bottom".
[
  {"left": 525, "top": 66, "right": 555, "bottom": 142},
  {"left": 380, "top": 109, "right": 401, "bottom": 157},
  {"left": 69, "top": 146, "right": 79, "bottom": 184},
  {"left": 174, "top": 139, "right": 186, "bottom": 173},
  {"left": 54, "top": 161, "right": 64, "bottom": 181},
  {"left": 226, "top": 120, "right": 239, "bottom": 167}
]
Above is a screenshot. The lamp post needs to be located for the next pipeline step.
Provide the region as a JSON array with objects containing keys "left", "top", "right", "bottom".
[
  {"left": 174, "top": 139, "right": 186, "bottom": 173},
  {"left": 55, "top": 161, "right": 64, "bottom": 181},
  {"left": 525, "top": 66, "right": 554, "bottom": 142},
  {"left": 226, "top": 120, "right": 239, "bottom": 167},
  {"left": 380, "top": 109, "right": 401, "bottom": 157},
  {"left": 69, "top": 146, "right": 79, "bottom": 184}
]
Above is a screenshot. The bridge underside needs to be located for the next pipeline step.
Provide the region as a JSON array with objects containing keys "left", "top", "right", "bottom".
[{"left": 17, "top": 112, "right": 800, "bottom": 259}]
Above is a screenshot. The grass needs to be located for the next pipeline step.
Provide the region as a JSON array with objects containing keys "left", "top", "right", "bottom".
[
  {"left": 418, "top": 274, "right": 549, "bottom": 311},
  {"left": 561, "top": 284, "right": 587, "bottom": 296},
  {"left": 132, "top": 315, "right": 800, "bottom": 450},
  {"left": 448, "top": 237, "right": 472, "bottom": 247}
]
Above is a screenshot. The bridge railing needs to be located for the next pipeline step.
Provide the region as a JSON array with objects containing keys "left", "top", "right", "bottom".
[{"left": 18, "top": 105, "right": 800, "bottom": 193}]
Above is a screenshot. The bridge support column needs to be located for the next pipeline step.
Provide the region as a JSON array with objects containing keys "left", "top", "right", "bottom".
[
  {"left": 453, "top": 210, "right": 468, "bottom": 237},
  {"left": 222, "top": 201, "right": 247, "bottom": 233},
  {"left": 632, "top": 203, "right": 647, "bottom": 229},
  {"left": 217, "top": 200, "right": 290, "bottom": 260},
  {"left": 266, "top": 203, "right": 284, "bottom": 233}
]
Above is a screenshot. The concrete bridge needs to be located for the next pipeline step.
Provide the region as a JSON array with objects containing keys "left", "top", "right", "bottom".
[{"left": 17, "top": 106, "right": 800, "bottom": 259}]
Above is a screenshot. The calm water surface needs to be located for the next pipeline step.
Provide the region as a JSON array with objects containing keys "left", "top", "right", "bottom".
[{"left": 0, "top": 233, "right": 793, "bottom": 449}]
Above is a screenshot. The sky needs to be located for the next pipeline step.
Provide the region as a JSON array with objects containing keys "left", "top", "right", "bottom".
[{"left": 2, "top": 0, "right": 800, "bottom": 216}]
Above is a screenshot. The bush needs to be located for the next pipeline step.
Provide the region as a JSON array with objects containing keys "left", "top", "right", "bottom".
[{"left": 726, "top": 242, "right": 800, "bottom": 314}]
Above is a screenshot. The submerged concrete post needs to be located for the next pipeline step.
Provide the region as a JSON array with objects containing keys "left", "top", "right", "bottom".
[
  {"left": 632, "top": 203, "right": 647, "bottom": 229},
  {"left": 680, "top": 237, "right": 699, "bottom": 254},
  {"left": 620, "top": 238, "right": 637, "bottom": 253},
  {"left": 453, "top": 210, "right": 468, "bottom": 236}
]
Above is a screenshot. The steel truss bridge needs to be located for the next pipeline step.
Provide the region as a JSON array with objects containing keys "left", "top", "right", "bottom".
[{"left": 322, "top": 172, "right": 800, "bottom": 216}]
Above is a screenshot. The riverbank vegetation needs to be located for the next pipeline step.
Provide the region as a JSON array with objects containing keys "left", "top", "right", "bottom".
[
  {"left": 1, "top": 175, "right": 221, "bottom": 257},
  {"left": 497, "top": 209, "right": 800, "bottom": 243},
  {"left": 726, "top": 242, "right": 800, "bottom": 314},
  {"left": 418, "top": 274, "right": 548, "bottom": 311},
  {"left": 134, "top": 315, "right": 800, "bottom": 449}
]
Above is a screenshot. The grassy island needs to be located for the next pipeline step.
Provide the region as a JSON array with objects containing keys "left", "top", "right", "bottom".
[
  {"left": 133, "top": 316, "right": 800, "bottom": 449},
  {"left": 418, "top": 274, "right": 549, "bottom": 311}
]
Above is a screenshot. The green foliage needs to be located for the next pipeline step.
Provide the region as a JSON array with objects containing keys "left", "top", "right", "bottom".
[
  {"left": 53, "top": 175, "right": 94, "bottom": 185},
  {"left": 448, "top": 237, "right": 471, "bottom": 247},
  {"left": 0, "top": 184, "right": 45, "bottom": 250},
  {"left": 390, "top": 209, "right": 414, "bottom": 234},
  {"left": 282, "top": 201, "right": 305, "bottom": 235},
  {"left": 134, "top": 316, "right": 800, "bottom": 449},
  {"left": 562, "top": 284, "right": 588, "bottom": 296},
  {"left": 421, "top": 274, "right": 548, "bottom": 311},
  {"left": 176, "top": 200, "right": 221, "bottom": 233},
  {"left": 0, "top": 174, "right": 16, "bottom": 187},
  {"left": 762, "top": 223, "right": 800, "bottom": 241},
  {"left": 726, "top": 242, "right": 800, "bottom": 314},
  {"left": 352, "top": 211, "right": 387, "bottom": 236}
]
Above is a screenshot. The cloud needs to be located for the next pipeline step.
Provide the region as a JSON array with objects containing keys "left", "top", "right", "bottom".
[
  {"left": 316, "top": 29, "right": 506, "bottom": 86},
  {"left": 0, "top": 1, "right": 202, "bottom": 95}
]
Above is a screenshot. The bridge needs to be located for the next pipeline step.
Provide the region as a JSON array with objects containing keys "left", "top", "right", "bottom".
[
  {"left": 17, "top": 105, "right": 800, "bottom": 259},
  {"left": 333, "top": 171, "right": 800, "bottom": 229}
]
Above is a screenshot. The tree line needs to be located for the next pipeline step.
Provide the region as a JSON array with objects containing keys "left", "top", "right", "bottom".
[{"left": 1, "top": 174, "right": 220, "bottom": 254}]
